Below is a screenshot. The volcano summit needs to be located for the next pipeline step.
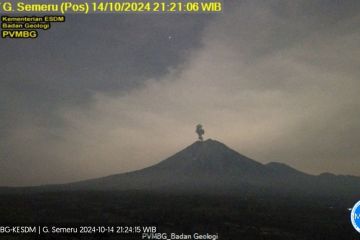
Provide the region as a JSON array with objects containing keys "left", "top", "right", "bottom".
[{"left": 52, "top": 139, "right": 359, "bottom": 196}]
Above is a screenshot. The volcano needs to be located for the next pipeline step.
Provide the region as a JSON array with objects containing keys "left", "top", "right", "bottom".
[{"left": 54, "top": 139, "right": 359, "bottom": 195}]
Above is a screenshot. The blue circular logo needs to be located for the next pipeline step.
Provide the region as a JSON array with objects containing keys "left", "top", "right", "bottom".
[{"left": 351, "top": 201, "right": 360, "bottom": 233}]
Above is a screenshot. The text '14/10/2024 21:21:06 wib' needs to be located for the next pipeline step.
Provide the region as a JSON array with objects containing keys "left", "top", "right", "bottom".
[{"left": 0, "top": 1, "right": 223, "bottom": 13}]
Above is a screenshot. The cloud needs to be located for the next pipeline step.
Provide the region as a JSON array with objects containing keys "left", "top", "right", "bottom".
[{"left": 1, "top": 1, "right": 360, "bottom": 185}]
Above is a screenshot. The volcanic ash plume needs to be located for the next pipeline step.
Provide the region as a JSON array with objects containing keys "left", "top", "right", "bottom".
[{"left": 196, "top": 124, "right": 205, "bottom": 141}]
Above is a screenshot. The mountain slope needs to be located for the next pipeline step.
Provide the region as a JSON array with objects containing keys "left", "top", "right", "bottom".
[
  {"left": 1, "top": 139, "right": 359, "bottom": 196},
  {"left": 62, "top": 139, "right": 358, "bottom": 195},
  {"left": 66, "top": 139, "right": 272, "bottom": 191}
]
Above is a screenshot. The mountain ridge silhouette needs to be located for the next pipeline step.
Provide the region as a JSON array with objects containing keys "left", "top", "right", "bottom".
[{"left": 1, "top": 139, "right": 359, "bottom": 196}]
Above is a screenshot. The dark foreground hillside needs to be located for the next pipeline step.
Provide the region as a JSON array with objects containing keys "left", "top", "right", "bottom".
[{"left": 0, "top": 190, "right": 359, "bottom": 240}]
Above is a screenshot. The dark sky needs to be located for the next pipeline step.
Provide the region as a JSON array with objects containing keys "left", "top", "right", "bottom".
[{"left": 1, "top": 0, "right": 360, "bottom": 186}]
